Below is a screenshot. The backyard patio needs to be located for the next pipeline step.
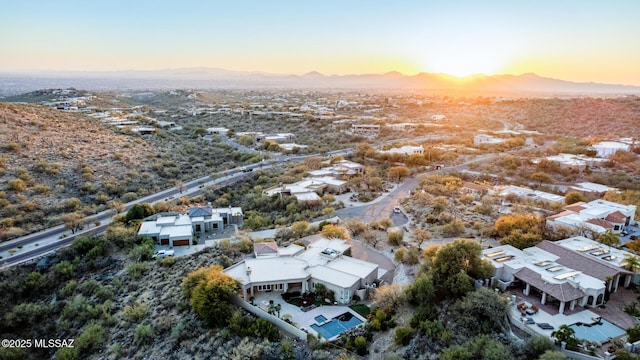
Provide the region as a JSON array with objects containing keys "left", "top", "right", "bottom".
[{"left": 250, "top": 291, "right": 367, "bottom": 340}]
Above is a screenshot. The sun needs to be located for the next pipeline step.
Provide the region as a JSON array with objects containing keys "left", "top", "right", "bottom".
[{"left": 421, "top": 48, "right": 506, "bottom": 77}]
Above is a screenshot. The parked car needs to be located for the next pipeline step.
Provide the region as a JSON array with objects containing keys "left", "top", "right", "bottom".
[
  {"left": 393, "top": 206, "right": 401, "bottom": 213},
  {"left": 152, "top": 250, "right": 175, "bottom": 259}
]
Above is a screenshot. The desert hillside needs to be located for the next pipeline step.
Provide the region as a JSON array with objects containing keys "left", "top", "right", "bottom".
[{"left": 0, "top": 102, "right": 161, "bottom": 240}]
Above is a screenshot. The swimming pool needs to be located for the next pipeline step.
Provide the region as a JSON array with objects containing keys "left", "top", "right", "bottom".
[
  {"left": 310, "top": 312, "right": 363, "bottom": 339},
  {"left": 569, "top": 319, "right": 626, "bottom": 343},
  {"left": 314, "top": 315, "right": 328, "bottom": 323}
]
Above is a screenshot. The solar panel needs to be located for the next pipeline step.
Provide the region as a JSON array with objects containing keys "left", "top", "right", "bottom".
[
  {"left": 554, "top": 270, "right": 581, "bottom": 280},
  {"left": 535, "top": 261, "right": 552, "bottom": 267},
  {"left": 546, "top": 266, "right": 565, "bottom": 272},
  {"left": 494, "top": 255, "right": 514, "bottom": 262},
  {"left": 486, "top": 250, "right": 506, "bottom": 258},
  {"left": 577, "top": 245, "right": 599, "bottom": 252}
]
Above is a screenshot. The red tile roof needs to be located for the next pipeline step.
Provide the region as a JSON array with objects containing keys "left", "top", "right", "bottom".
[{"left": 605, "top": 211, "right": 627, "bottom": 224}]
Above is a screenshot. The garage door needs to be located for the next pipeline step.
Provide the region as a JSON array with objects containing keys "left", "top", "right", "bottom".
[
  {"left": 160, "top": 239, "right": 169, "bottom": 245},
  {"left": 173, "top": 239, "right": 190, "bottom": 246}
]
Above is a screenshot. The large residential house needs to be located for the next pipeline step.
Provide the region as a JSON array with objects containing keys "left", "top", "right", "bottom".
[
  {"left": 483, "top": 236, "right": 636, "bottom": 315},
  {"left": 223, "top": 237, "right": 379, "bottom": 304},
  {"left": 137, "top": 205, "right": 243, "bottom": 247},
  {"left": 378, "top": 145, "right": 424, "bottom": 156},
  {"left": 547, "top": 199, "right": 636, "bottom": 235},
  {"left": 263, "top": 160, "right": 363, "bottom": 203},
  {"left": 497, "top": 185, "right": 565, "bottom": 204}
]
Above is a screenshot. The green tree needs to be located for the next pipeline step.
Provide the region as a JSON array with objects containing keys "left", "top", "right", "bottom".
[
  {"left": 125, "top": 203, "right": 155, "bottom": 223},
  {"left": 451, "top": 288, "right": 509, "bottom": 337},
  {"left": 524, "top": 335, "right": 555, "bottom": 359},
  {"left": 550, "top": 324, "right": 578, "bottom": 350},
  {"left": 621, "top": 254, "right": 640, "bottom": 272},
  {"left": 598, "top": 229, "right": 620, "bottom": 248},
  {"left": 429, "top": 239, "right": 493, "bottom": 299},
  {"left": 182, "top": 265, "right": 239, "bottom": 328}
]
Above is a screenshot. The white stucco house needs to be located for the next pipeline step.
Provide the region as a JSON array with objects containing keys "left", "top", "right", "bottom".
[
  {"left": 137, "top": 205, "right": 243, "bottom": 247},
  {"left": 483, "top": 236, "right": 636, "bottom": 315},
  {"left": 547, "top": 199, "right": 636, "bottom": 235},
  {"left": 223, "top": 237, "right": 379, "bottom": 304}
]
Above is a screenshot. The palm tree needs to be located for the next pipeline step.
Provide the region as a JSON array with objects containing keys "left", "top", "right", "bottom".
[
  {"left": 598, "top": 229, "right": 620, "bottom": 249},
  {"left": 275, "top": 303, "right": 282, "bottom": 318},
  {"left": 622, "top": 254, "right": 640, "bottom": 273}
]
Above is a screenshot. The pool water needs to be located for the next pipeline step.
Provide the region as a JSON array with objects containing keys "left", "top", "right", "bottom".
[
  {"left": 314, "top": 315, "right": 328, "bottom": 323},
  {"left": 569, "top": 319, "right": 626, "bottom": 342},
  {"left": 310, "top": 312, "right": 363, "bottom": 339}
]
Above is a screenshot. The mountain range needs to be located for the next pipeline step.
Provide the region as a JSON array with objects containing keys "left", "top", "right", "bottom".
[{"left": 1, "top": 68, "right": 639, "bottom": 96}]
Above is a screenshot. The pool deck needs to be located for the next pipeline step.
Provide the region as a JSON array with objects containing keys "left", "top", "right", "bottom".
[
  {"left": 251, "top": 292, "right": 366, "bottom": 340},
  {"left": 509, "top": 286, "right": 639, "bottom": 345}
]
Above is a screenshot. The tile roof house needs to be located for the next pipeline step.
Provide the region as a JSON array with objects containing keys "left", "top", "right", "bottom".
[
  {"left": 483, "top": 237, "right": 635, "bottom": 315},
  {"left": 223, "top": 237, "right": 379, "bottom": 304},
  {"left": 547, "top": 200, "right": 636, "bottom": 235}
]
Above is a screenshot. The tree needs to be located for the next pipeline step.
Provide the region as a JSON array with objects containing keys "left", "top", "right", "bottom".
[
  {"left": 524, "top": 335, "right": 555, "bottom": 359},
  {"left": 598, "top": 229, "right": 620, "bottom": 248},
  {"left": 565, "top": 191, "right": 586, "bottom": 205},
  {"left": 451, "top": 288, "right": 509, "bottom": 337},
  {"left": 494, "top": 214, "right": 545, "bottom": 238},
  {"left": 290, "top": 221, "right": 312, "bottom": 238},
  {"left": 429, "top": 239, "right": 494, "bottom": 299},
  {"left": 530, "top": 171, "right": 553, "bottom": 186},
  {"left": 362, "top": 229, "right": 382, "bottom": 248},
  {"left": 62, "top": 212, "right": 84, "bottom": 234},
  {"left": 320, "top": 224, "right": 350, "bottom": 240},
  {"left": 500, "top": 230, "right": 542, "bottom": 250},
  {"left": 550, "top": 325, "right": 578, "bottom": 350},
  {"left": 621, "top": 254, "right": 640, "bottom": 272},
  {"left": 413, "top": 228, "right": 433, "bottom": 249},
  {"left": 341, "top": 219, "right": 367, "bottom": 237},
  {"left": 374, "top": 284, "right": 406, "bottom": 314},
  {"left": 388, "top": 166, "right": 410, "bottom": 182},
  {"left": 182, "top": 265, "right": 239, "bottom": 328},
  {"left": 125, "top": 203, "right": 155, "bottom": 223}
]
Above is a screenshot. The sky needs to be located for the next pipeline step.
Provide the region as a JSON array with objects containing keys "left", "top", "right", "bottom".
[{"left": 1, "top": 1, "right": 639, "bottom": 85}]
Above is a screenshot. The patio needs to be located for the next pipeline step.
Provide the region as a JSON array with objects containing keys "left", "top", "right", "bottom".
[{"left": 251, "top": 291, "right": 367, "bottom": 340}]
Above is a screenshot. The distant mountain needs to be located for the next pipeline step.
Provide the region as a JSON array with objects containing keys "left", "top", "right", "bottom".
[{"left": 1, "top": 68, "right": 639, "bottom": 96}]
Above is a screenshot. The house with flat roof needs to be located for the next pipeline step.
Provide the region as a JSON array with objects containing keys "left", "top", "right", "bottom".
[
  {"left": 547, "top": 199, "right": 636, "bottom": 235},
  {"left": 379, "top": 145, "right": 424, "bottom": 156},
  {"left": 483, "top": 236, "right": 635, "bottom": 314},
  {"left": 497, "top": 185, "right": 565, "bottom": 204},
  {"left": 137, "top": 205, "right": 243, "bottom": 246},
  {"left": 223, "top": 237, "right": 379, "bottom": 304},
  {"left": 569, "top": 182, "right": 617, "bottom": 197}
]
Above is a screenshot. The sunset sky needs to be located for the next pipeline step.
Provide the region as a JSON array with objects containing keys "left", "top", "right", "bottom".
[{"left": 1, "top": 1, "right": 639, "bottom": 85}]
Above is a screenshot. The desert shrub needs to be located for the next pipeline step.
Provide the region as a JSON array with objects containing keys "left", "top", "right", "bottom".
[
  {"left": 134, "top": 324, "right": 154, "bottom": 345},
  {"left": 3, "top": 302, "right": 51, "bottom": 331},
  {"left": 395, "top": 327, "right": 412, "bottom": 345},
  {"left": 126, "top": 262, "right": 148, "bottom": 280},
  {"left": 53, "top": 260, "right": 76, "bottom": 280},
  {"left": 24, "top": 271, "right": 47, "bottom": 292},
  {"left": 388, "top": 231, "right": 403, "bottom": 246},
  {"left": 122, "top": 302, "right": 149, "bottom": 324}
]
